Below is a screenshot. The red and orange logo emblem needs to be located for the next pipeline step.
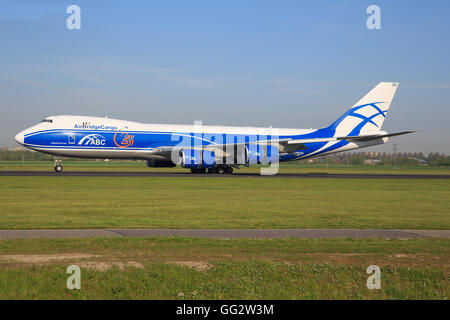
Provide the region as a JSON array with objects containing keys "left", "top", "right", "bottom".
[{"left": 114, "top": 131, "right": 134, "bottom": 148}]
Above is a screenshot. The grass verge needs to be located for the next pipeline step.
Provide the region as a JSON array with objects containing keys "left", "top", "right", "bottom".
[{"left": 0, "top": 237, "right": 448, "bottom": 299}]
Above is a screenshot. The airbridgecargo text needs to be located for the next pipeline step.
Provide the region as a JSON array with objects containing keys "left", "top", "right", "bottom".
[{"left": 74, "top": 123, "right": 118, "bottom": 131}]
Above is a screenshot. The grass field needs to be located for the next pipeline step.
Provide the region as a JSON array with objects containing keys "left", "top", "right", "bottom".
[
  {"left": 1, "top": 162, "right": 449, "bottom": 299},
  {"left": 0, "top": 174, "right": 449, "bottom": 230},
  {"left": 0, "top": 237, "right": 448, "bottom": 299}
]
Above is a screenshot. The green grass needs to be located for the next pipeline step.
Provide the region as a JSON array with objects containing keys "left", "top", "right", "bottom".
[
  {"left": 1, "top": 160, "right": 450, "bottom": 175},
  {"left": 1, "top": 236, "right": 448, "bottom": 256},
  {"left": 2, "top": 263, "right": 447, "bottom": 299},
  {"left": 1, "top": 176, "right": 449, "bottom": 230},
  {"left": 1, "top": 163, "right": 448, "bottom": 299},
  {"left": 0, "top": 237, "right": 448, "bottom": 299}
]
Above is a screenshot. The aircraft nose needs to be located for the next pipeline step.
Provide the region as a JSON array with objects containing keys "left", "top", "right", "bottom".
[{"left": 14, "top": 131, "right": 25, "bottom": 145}]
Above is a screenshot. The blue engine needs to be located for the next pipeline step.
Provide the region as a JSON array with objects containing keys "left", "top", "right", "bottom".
[
  {"left": 180, "top": 149, "right": 216, "bottom": 168},
  {"left": 180, "top": 144, "right": 279, "bottom": 168},
  {"left": 246, "top": 144, "right": 279, "bottom": 164}
]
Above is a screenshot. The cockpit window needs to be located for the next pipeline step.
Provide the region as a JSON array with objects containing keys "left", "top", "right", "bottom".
[{"left": 40, "top": 119, "right": 53, "bottom": 123}]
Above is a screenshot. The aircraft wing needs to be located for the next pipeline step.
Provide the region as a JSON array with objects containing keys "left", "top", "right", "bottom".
[
  {"left": 150, "top": 138, "right": 300, "bottom": 160},
  {"left": 150, "top": 131, "right": 415, "bottom": 159},
  {"left": 287, "top": 130, "right": 416, "bottom": 145},
  {"left": 153, "top": 138, "right": 294, "bottom": 153}
]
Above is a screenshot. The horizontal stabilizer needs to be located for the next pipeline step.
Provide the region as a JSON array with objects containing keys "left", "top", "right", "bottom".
[{"left": 337, "top": 130, "right": 416, "bottom": 142}]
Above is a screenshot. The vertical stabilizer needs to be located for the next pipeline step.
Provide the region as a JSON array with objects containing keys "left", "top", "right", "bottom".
[{"left": 328, "top": 82, "right": 399, "bottom": 136}]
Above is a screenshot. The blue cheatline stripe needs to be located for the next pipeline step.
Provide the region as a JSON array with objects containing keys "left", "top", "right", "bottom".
[
  {"left": 23, "top": 144, "right": 155, "bottom": 151},
  {"left": 24, "top": 130, "right": 318, "bottom": 147},
  {"left": 21, "top": 128, "right": 343, "bottom": 160},
  {"left": 24, "top": 129, "right": 200, "bottom": 138},
  {"left": 24, "top": 129, "right": 295, "bottom": 141}
]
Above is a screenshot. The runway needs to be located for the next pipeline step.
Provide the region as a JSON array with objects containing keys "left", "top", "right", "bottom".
[
  {"left": 1, "top": 171, "right": 450, "bottom": 179},
  {"left": 1, "top": 228, "right": 449, "bottom": 240}
]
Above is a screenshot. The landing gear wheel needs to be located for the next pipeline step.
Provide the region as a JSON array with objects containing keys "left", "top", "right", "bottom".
[
  {"left": 225, "top": 166, "right": 234, "bottom": 174},
  {"left": 53, "top": 157, "right": 63, "bottom": 173},
  {"left": 190, "top": 167, "right": 199, "bottom": 174},
  {"left": 208, "top": 167, "right": 217, "bottom": 174},
  {"left": 216, "top": 166, "right": 225, "bottom": 174},
  {"left": 199, "top": 167, "right": 207, "bottom": 174}
]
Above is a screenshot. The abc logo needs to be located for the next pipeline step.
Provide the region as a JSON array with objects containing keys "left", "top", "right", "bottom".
[{"left": 78, "top": 134, "right": 106, "bottom": 146}]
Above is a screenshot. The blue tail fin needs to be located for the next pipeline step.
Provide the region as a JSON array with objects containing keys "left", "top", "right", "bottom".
[{"left": 328, "top": 82, "right": 399, "bottom": 136}]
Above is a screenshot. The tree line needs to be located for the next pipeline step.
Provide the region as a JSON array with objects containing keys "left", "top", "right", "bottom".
[
  {"left": 316, "top": 151, "right": 450, "bottom": 166},
  {"left": 1, "top": 149, "right": 450, "bottom": 166}
]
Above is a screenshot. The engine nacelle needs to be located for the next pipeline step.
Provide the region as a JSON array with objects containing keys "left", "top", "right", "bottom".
[
  {"left": 246, "top": 144, "right": 279, "bottom": 164},
  {"left": 179, "top": 149, "right": 215, "bottom": 168},
  {"left": 146, "top": 159, "right": 176, "bottom": 167},
  {"left": 223, "top": 144, "right": 248, "bottom": 165}
]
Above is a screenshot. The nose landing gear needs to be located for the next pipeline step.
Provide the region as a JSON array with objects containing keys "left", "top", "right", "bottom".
[{"left": 53, "top": 158, "right": 63, "bottom": 173}]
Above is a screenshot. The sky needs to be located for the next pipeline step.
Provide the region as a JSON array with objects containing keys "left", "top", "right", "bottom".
[{"left": 0, "top": 0, "right": 449, "bottom": 154}]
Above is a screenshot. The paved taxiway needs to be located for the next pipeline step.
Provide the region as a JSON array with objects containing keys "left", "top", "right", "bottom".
[
  {"left": 1, "top": 229, "right": 449, "bottom": 240},
  {"left": 1, "top": 171, "right": 450, "bottom": 179}
]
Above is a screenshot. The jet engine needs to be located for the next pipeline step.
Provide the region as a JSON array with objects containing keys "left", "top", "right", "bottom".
[
  {"left": 245, "top": 144, "right": 279, "bottom": 164},
  {"left": 179, "top": 149, "right": 216, "bottom": 168}
]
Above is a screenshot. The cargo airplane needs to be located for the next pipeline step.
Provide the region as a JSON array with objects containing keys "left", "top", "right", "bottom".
[{"left": 14, "top": 82, "right": 414, "bottom": 174}]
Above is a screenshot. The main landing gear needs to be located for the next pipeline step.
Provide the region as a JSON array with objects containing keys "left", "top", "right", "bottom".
[
  {"left": 53, "top": 158, "right": 63, "bottom": 173},
  {"left": 190, "top": 165, "right": 234, "bottom": 174}
]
